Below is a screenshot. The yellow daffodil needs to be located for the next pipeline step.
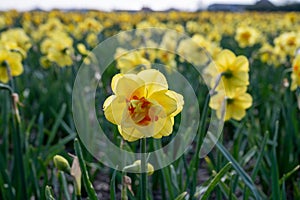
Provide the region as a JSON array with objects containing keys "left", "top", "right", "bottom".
[
  {"left": 205, "top": 49, "right": 249, "bottom": 96},
  {"left": 235, "top": 26, "right": 260, "bottom": 48},
  {"left": 274, "top": 32, "right": 300, "bottom": 57},
  {"left": 0, "top": 49, "right": 23, "bottom": 83},
  {"left": 76, "top": 43, "right": 96, "bottom": 65},
  {"left": 210, "top": 87, "right": 252, "bottom": 121},
  {"left": 291, "top": 54, "right": 300, "bottom": 91},
  {"left": 103, "top": 69, "right": 184, "bottom": 142},
  {"left": 116, "top": 51, "right": 151, "bottom": 74},
  {"left": 177, "top": 37, "right": 209, "bottom": 66},
  {"left": 86, "top": 33, "right": 99, "bottom": 48},
  {"left": 192, "top": 34, "right": 222, "bottom": 58},
  {"left": 40, "top": 31, "right": 74, "bottom": 67},
  {"left": 73, "top": 18, "right": 103, "bottom": 40},
  {"left": 0, "top": 28, "right": 32, "bottom": 58}
]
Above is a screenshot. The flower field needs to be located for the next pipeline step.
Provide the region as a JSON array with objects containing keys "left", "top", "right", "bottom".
[{"left": 0, "top": 10, "right": 300, "bottom": 200}]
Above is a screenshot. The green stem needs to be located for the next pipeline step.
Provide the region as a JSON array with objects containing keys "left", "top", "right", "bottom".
[
  {"left": 140, "top": 138, "right": 147, "bottom": 200},
  {"left": 4, "top": 65, "right": 27, "bottom": 199},
  {"left": 189, "top": 93, "right": 210, "bottom": 195},
  {"left": 74, "top": 138, "right": 98, "bottom": 200}
]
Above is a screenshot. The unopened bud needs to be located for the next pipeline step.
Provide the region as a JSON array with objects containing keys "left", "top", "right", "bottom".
[
  {"left": 123, "top": 160, "right": 154, "bottom": 176},
  {"left": 53, "top": 155, "right": 70, "bottom": 173}
]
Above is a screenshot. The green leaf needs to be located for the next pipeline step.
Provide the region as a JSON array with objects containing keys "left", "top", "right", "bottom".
[
  {"left": 58, "top": 171, "right": 71, "bottom": 200},
  {"left": 271, "top": 121, "right": 280, "bottom": 200},
  {"left": 110, "top": 169, "right": 117, "bottom": 200},
  {"left": 215, "top": 141, "right": 260, "bottom": 199},
  {"left": 45, "top": 186, "right": 56, "bottom": 200},
  {"left": 200, "top": 162, "right": 232, "bottom": 200},
  {"left": 279, "top": 165, "right": 300, "bottom": 185},
  {"left": 74, "top": 138, "right": 98, "bottom": 200},
  {"left": 174, "top": 191, "right": 188, "bottom": 200},
  {"left": 46, "top": 104, "right": 67, "bottom": 146}
]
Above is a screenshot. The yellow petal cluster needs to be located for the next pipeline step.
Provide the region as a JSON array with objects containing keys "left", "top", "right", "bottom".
[
  {"left": 103, "top": 69, "right": 184, "bottom": 141},
  {"left": 235, "top": 26, "right": 260, "bottom": 48},
  {"left": 40, "top": 31, "right": 74, "bottom": 68},
  {"left": 206, "top": 49, "right": 252, "bottom": 121},
  {"left": 0, "top": 28, "right": 32, "bottom": 58},
  {"left": 0, "top": 49, "right": 23, "bottom": 83},
  {"left": 116, "top": 51, "right": 151, "bottom": 74},
  {"left": 291, "top": 54, "right": 300, "bottom": 91}
]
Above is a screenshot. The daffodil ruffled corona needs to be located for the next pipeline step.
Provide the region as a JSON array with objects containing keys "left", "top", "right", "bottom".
[{"left": 103, "top": 69, "right": 184, "bottom": 142}]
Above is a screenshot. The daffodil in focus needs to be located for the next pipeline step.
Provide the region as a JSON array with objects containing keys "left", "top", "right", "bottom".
[
  {"left": 291, "top": 54, "right": 300, "bottom": 91},
  {"left": 210, "top": 88, "right": 252, "bottom": 121},
  {"left": 103, "top": 69, "right": 184, "bottom": 142},
  {"left": 205, "top": 49, "right": 249, "bottom": 96},
  {"left": 0, "top": 49, "right": 23, "bottom": 83}
]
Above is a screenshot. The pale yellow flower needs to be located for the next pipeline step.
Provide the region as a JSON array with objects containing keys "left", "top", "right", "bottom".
[
  {"left": 235, "top": 26, "right": 260, "bottom": 48},
  {"left": 205, "top": 49, "right": 249, "bottom": 96},
  {"left": 210, "top": 87, "right": 252, "bottom": 121},
  {"left": 0, "top": 49, "right": 23, "bottom": 83},
  {"left": 291, "top": 54, "right": 300, "bottom": 91},
  {"left": 116, "top": 51, "right": 151, "bottom": 74}
]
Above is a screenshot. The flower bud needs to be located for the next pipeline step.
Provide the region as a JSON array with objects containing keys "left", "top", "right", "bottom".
[
  {"left": 53, "top": 155, "right": 70, "bottom": 173},
  {"left": 123, "top": 160, "right": 154, "bottom": 176}
]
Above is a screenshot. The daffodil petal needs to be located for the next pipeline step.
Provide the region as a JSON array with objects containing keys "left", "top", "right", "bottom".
[
  {"left": 118, "top": 126, "right": 141, "bottom": 142},
  {"left": 209, "top": 91, "right": 225, "bottom": 110},
  {"left": 111, "top": 73, "right": 123, "bottom": 94},
  {"left": 0, "top": 67, "right": 9, "bottom": 83},
  {"left": 235, "top": 93, "right": 253, "bottom": 109},
  {"left": 138, "top": 69, "right": 168, "bottom": 95},
  {"left": 103, "top": 95, "right": 127, "bottom": 125},
  {"left": 153, "top": 116, "right": 174, "bottom": 138},
  {"left": 149, "top": 90, "right": 178, "bottom": 116},
  {"left": 215, "top": 50, "right": 236, "bottom": 70},
  {"left": 231, "top": 107, "right": 246, "bottom": 121},
  {"left": 232, "top": 56, "right": 249, "bottom": 72},
  {"left": 166, "top": 90, "right": 184, "bottom": 116},
  {"left": 115, "top": 74, "right": 144, "bottom": 98}
]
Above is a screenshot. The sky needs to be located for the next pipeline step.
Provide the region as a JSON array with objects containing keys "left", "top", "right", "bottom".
[{"left": 0, "top": 0, "right": 298, "bottom": 11}]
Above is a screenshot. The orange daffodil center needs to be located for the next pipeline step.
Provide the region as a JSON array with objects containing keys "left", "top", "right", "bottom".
[
  {"left": 103, "top": 69, "right": 184, "bottom": 142},
  {"left": 127, "top": 96, "right": 157, "bottom": 126}
]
